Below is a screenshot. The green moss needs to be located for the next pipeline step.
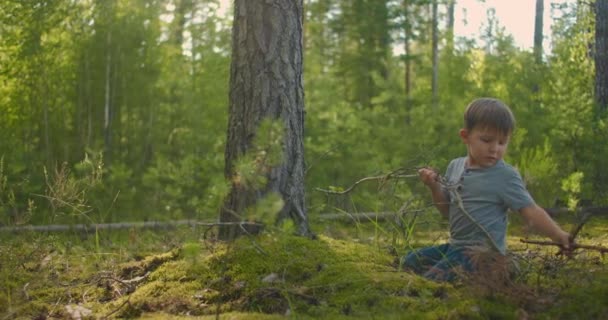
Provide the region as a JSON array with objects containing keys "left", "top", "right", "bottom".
[
  {"left": 123, "top": 281, "right": 204, "bottom": 317},
  {"left": 118, "top": 248, "right": 180, "bottom": 278},
  {"left": 138, "top": 311, "right": 287, "bottom": 319},
  {"left": 198, "top": 233, "right": 477, "bottom": 319},
  {"left": 1, "top": 225, "right": 607, "bottom": 319},
  {"left": 543, "top": 268, "right": 608, "bottom": 319}
]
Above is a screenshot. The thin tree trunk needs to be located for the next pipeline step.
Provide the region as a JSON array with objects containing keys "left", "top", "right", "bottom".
[
  {"left": 534, "top": 0, "right": 544, "bottom": 63},
  {"left": 172, "top": 0, "right": 191, "bottom": 47},
  {"left": 431, "top": 0, "right": 439, "bottom": 107},
  {"left": 76, "top": 52, "right": 86, "bottom": 153},
  {"left": 103, "top": 31, "right": 112, "bottom": 161},
  {"left": 596, "top": 0, "right": 608, "bottom": 112},
  {"left": 403, "top": 0, "right": 412, "bottom": 123},
  {"left": 532, "top": 0, "right": 544, "bottom": 95},
  {"left": 446, "top": 0, "right": 455, "bottom": 49},
  {"left": 219, "top": 0, "right": 312, "bottom": 240},
  {"left": 86, "top": 54, "right": 92, "bottom": 148},
  {"left": 42, "top": 70, "right": 51, "bottom": 166}
]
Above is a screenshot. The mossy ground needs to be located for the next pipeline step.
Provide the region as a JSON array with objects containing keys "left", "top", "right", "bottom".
[{"left": 0, "top": 216, "right": 607, "bottom": 319}]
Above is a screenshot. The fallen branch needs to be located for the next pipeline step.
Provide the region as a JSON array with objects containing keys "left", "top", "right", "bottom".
[
  {"left": 0, "top": 220, "right": 264, "bottom": 233},
  {"left": 520, "top": 239, "right": 608, "bottom": 254},
  {"left": 317, "top": 211, "right": 400, "bottom": 221}
]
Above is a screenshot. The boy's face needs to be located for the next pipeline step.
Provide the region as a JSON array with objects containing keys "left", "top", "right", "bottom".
[{"left": 459, "top": 126, "right": 510, "bottom": 168}]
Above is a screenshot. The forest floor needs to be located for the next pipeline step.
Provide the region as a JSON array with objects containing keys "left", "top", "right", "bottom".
[{"left": 1, "top": 214, "right": 607, "bottom": 319}]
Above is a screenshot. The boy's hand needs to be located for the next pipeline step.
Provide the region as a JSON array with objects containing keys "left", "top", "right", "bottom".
[
  {"left": 418, "top": 167, "right": 440, "bottom": 188},
  {"left": 557, "top": 231, "right": 575, "bottom": 257}
]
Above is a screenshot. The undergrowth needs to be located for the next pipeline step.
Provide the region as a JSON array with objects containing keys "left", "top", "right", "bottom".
[{"left": 0, "top": 218, "right": 606, "bottom": 319}]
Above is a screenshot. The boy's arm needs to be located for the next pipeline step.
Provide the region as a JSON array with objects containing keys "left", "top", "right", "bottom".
[
  {"left": 519, "top": 204, "right": 571, "bottom": 247},
  {"left": 418, "top": 168, "right": 449, "bottom": 218}
]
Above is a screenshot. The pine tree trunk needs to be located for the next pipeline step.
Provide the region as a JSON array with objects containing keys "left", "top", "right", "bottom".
[
  {"left": 534, "top": 0, "right": 544, "bottom": 63},
  {"left": 219, "top": 0, "right": 312, "bottom": 240},
  {"left": 596, "top": 0, "right": 608, "bottom": 112}
]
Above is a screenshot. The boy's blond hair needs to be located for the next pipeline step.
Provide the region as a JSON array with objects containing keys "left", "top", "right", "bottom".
[{"left": 464, "top": 98, "right": 515, "bottom": 136}]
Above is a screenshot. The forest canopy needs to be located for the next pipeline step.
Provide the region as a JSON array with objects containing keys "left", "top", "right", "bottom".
[{"left": 0, "top": 0, "right": 606, "bottom": 227}]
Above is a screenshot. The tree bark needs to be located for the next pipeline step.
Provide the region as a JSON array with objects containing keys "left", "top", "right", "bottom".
[
  {"left": 219, "top": 0, "right": 312, "bottom": 240},
  {"left": 596, "top": 0, "right": 608, "bottom": 112},
  {"left": 534, "top": 0, "right": 544, "bottom": 63}
]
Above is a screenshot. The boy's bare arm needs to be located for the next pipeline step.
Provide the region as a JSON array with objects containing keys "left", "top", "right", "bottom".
[
  {"left": 519, "top": 204, "right": 571, "bottom": 247},
  {"left": 418, "top": 168, "right": 449, "bottom": 218}
]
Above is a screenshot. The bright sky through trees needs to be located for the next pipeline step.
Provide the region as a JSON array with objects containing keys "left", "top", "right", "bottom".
[
  {"left": 455, "top": 0, "right": 571, "bottom": 51},
  {"left": 218, "top": 0, "right": 572, "bottom": 52}
]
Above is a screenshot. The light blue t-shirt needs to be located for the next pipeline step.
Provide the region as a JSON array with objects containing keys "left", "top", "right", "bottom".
[{"left": 442, "top": 157, "right": 534, "bottom": 254}]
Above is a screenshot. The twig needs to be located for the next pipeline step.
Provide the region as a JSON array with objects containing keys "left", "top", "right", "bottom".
[
  {"left": 239, "top": 223, "right": 268, "bottom": 255},
  {"left": 570, "top": 210, "right": 593, "bottom": 240},
  {"left": 450, "top": 185, "right": 502, "bottom": 252},
  {"left": 520, "top": 239, "right": 608, "bottom": 254},
  {"left": 102, "top": 296, "right": 132, "bottom": 319},
  {"left": 434, "top": 173, "right": 503, "bottom": 253},
  {"left": 315, "top": 167, "right": 420, "bottom": 195},
  {"left": 31, "top": 193, "right": 93, "bottom": 217}
]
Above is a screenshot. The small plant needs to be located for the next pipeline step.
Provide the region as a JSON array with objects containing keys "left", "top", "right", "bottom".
[
  {"left": 35, "top": 151, "right": 105, "bottom": 224},
  {"left": 233, "top": 118, "right": 285, "bottom": 190},
  {"left": 0, "top": 155, "right": 32, "bottom": 225},
  {"left": 0, "top": 155, "right": 18, "bottom": 224}
]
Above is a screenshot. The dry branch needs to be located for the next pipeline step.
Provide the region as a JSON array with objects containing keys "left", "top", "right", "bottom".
[
  {"left": 544, "top": 206, "right": 608, "bottom": 217},
  {"left": 521, "top": 206, "right": 608, "bottom": 254},
  {"left": 520, "top": 239, "right": 608, "bottom": 254},
  {"left": 0, "top": 220, "right": 264, "bottom": 233},
  {"left": 315, "top": 167, "right": 420, "bottom": 195}
]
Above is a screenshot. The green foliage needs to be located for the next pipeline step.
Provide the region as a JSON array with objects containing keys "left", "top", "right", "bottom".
[
  {"left": 0, "top": 1, "right": 607, "bottom": 318},
  {"left": 561, "top": 172, "right": 584, "bottom": 211},
  {"left": 233, "top": 118, "right": 285, "bottom": 190},
  {"left": 251, "top": 192, "right": 284, "bottom": 226},
  {"left": 142, "top": 154, "right": 221, "bottom": 220},
  {"left": 511, "top": 134, "right": 560, "bottom": 206},
  {"left": 0, "top": 156, "right": 18, "bottom": 225},
  {"left": 0, "top": 0, "right": 604, "bottom": 223}
]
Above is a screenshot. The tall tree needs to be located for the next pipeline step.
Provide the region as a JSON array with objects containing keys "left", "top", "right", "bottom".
[
  {"left": 219, "top": 0, "right": 312, "bottom": 240},
  {"left": 534, "top": 0, "right": 544, "bottom": 63},
  {"left": 596, "top": 0, "right": 608, "bottom": 112}
]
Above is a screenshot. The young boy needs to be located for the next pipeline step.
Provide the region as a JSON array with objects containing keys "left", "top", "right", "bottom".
[{"left": 402, "top": 97, "right": 572, "bottom": 281}]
